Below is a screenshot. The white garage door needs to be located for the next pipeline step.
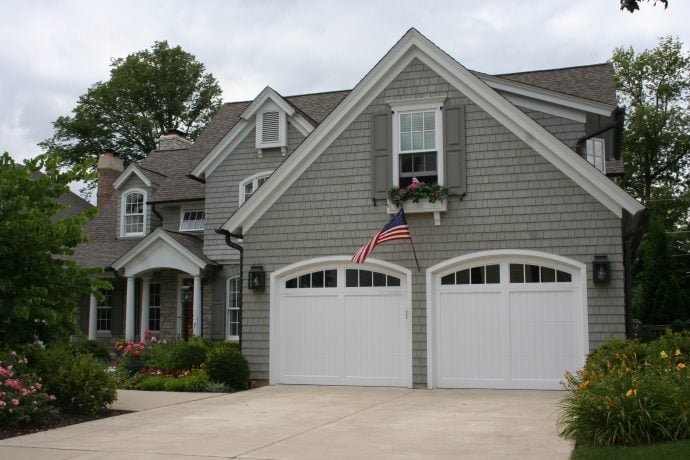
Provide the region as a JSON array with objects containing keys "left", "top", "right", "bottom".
[
  {"left": 271, "top": 260, "right": 411, "bottom": 387},
  {"left": 430, "top": 252, "right": 587, "bottom": 390}
]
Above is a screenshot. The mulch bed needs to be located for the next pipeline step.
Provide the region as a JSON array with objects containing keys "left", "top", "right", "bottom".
[{"left": 0, "top": 410, "right": 132, "bottom": 440}]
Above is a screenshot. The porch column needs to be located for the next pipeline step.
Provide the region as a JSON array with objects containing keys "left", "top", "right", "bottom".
[
  {"left": 193, "top": 275, "right": 202, "bottom": 336},
  {"left": 140, "top": 277, "right": 150, "bottom": 341},
  {"left": 125, "top": 276, "right": 136, "bottom": 341},
  {"left": 88, "top": 294, "right": 98, "bottom": 340}
]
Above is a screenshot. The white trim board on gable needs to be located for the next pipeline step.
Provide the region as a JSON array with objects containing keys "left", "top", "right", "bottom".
[
  {"left": 113, "top": 164, "right": 153, "bottom": 190},
  {"left": 111, "top": 227, "right": 208, "bottom": 277},
  {"left": 192, "top": 87, "right": 315, "bottom": 179},
  {"left": 221, "top": 28, "right": 644, "bottom": 236}
]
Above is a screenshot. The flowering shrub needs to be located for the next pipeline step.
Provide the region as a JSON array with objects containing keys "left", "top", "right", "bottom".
[
  {"left": 23, "top": 345, "right": 116, "bottom": 415},
  {"left": 0, "top": 351, "right": 57, "bottom": 427},
  {"left": 558, "top": 332, "right": 690, "bottom": 446},
  {"left": 387, "top": 178, "right": 449, "bottom": 207}
]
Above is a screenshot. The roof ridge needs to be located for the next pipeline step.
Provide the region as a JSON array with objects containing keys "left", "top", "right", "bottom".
[
  {"left": 496, "top": 62, "right": 611, "bottom": 77},
  {"left": 284, "top": 89, "right": 352, "bottom": 99}
]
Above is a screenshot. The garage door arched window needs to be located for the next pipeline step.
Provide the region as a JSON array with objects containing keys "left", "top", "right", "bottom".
[
  {"left": 285, "top": 269, "right": 337, "bottom": 289},
  {"left": 441, "top": 264, "right": 500, "bottom": 285},
  {"left": 345, "top": 269, "right": 401, "bottom": 287},
  {"left": 509, "top": 264, "right": 572, "bottom": 283}
]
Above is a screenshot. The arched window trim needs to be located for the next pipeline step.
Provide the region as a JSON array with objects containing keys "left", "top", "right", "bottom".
[
  {"left": 120, "top": 188, "right": 147, "bottom": 237},
  {"left": 239, "top": 171, "right": 273, "bottom": 205}
]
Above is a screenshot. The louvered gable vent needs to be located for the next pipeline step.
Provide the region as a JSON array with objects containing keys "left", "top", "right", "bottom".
[{"left": 261, "top": 111, "right": 281, "bottom": 144}]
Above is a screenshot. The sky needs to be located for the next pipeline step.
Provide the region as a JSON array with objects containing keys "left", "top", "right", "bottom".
[{"left": 1, "top": 0, "right": 688, "bottom": 167}]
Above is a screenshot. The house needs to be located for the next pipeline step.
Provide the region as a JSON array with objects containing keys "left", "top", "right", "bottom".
[{"left": 74, "top": 29, "right": 647, "bottom": 390}]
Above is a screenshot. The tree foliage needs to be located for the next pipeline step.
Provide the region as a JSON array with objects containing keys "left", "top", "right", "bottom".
[
  {"left": 41, "top": 41, "right": 222, "bottom": 167},
  {"left": 0, "top": 152, "right": 106, "bottom": 347},
  {"left": 612, "top": 36, "right": 689, "bottom": 204},
  {"left": 620, "top": 0, "right": 668, "bottom": 13}
]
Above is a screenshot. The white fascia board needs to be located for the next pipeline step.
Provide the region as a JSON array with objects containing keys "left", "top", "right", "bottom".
[
  {"left": 289, "top": 112, "right": 315, "bottom": 137},
  {"left": 241, "top": 87, "right": 296, "bottom": 120},
  {"left": 222, "top": 39, "right": 418, "bottom": 235},
  {"left": 111, "top": 228, "right": 207, "bottom": 272},
  {"left": 407, "top": 34, "right": 644, "bottom": 217},
  {"left": 112, "top": 164, "right": 152, "bottom": 190},
  {"left": 480, "top": 74, "right": 615, "bottom": 117},
  {"left": 191, "top": 119, "right": 252, "bottom": 178},
  {"left": 222, "top": 29, "right": 642, "bottom": 235},
  {"left": 502, "top": 93, "right": 586, "bottom": 123}
]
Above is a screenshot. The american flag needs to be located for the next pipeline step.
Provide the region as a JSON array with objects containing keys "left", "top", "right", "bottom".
[{"left": 352, "top": 209, "right": 411, "bottom": 263}]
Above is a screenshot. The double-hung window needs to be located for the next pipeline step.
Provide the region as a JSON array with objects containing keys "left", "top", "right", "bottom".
[
  {"left": 122, "top": 190, "right": 146, "bottom": 236},
  {"left": 390, "top": 98, "right": 445, "bottom": 188},
  {"left": 96, "top": 289, "right": 112, "bottom": 332},
  {"left": 149, "top": 283, "right": 161, "bottom": 331},
  {"left": 226, "top": 277, "right": 240, "bottom": 340}
]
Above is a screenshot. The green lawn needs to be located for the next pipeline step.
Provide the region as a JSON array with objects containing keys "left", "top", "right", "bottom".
[{"left": 572, "top": 439, "right": 690, "bottom": 459}]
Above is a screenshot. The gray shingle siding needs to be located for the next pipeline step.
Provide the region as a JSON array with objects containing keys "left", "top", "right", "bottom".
[
  {"left": 204, "top": 122, "right": 306, "bottom": 261},
  {"left": 240, "top": 59, "right": 625, "bottom": 383}
]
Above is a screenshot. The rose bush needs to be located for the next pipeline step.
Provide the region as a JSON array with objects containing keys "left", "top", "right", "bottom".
[{"left": 0, "top": 351, "right": 57, "bottom": 427}]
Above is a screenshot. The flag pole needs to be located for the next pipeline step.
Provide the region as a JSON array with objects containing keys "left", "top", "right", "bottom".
[{"left": 401, "top": 209, "right": 421, "bottom": 271}]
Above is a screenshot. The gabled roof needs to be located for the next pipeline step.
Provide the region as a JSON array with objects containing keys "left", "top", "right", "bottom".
[
  {"left": 191, "top": 87, "right": 317, "bottom": 178},
  {"left": 111, "top": 227, "right": 213, "bottom": 276},
  {"left": 222, "top": 28, "right": 643, "bottom": 236},
  {"left": 112, "top": 163, "right": 165, "bottom": 190}
]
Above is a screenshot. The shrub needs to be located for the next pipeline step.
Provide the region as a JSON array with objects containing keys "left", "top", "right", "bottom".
[
  {"left": 0, "top": 351, "right": 58, "bottom": 427},
  {"left": 145, "top": 338, "right": 207, "bottom": 372},
  {"left": 205, "top": 343, "right": 250, "bottom": 391},
  {"left": 205, "top": 381, "right": 229, "bottom": 393},
  {"left": 71, "top": 339, "right": 111, "bottom": 362},
  {"left": 558, "top": 332, "right": 690, "bottom": 446},
  {"left": 136, "top": 368, "right": 209, "bottom": 392},
  {"left": 27, "top": 345, "right": 117, "bottom": 415}
]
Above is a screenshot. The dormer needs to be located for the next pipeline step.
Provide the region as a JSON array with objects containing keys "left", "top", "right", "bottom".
[{"left": 241, "top": 87, "right": 296, "bottom": 158}]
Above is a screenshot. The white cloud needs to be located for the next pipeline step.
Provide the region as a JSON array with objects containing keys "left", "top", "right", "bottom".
[{"left": 1, "top": 0, "right": 688, "bottom": 166}]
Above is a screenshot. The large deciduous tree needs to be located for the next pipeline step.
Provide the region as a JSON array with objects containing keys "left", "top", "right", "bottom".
[
  {"left": 612, "top": 36, "right": 689, "bottom": 205},
  {"left": 41, "top": 41, "right": 222, "bottom": 167},
  {"left": 620, "top": 0, "right": 668, "bottom": 13},
  {"left": 0, "top": 152, "right": 106, "bottom": 348},
  {"left": 612, "top": 37, "right": 690, "bottom": 325}
]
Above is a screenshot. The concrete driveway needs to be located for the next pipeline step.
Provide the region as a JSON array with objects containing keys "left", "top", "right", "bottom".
[{"left": 0, "top": 386, "right": 573, "bottom": 459}]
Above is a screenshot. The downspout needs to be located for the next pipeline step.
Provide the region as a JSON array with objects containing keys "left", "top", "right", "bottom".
[
  {"left": 216, "top": 229, "right": 244, "bottom": 352},
  {"left": 576, "top": 107, "right": 625, "bottom": 160}
]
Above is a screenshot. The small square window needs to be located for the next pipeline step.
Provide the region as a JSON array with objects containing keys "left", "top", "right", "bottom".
[
  {"left": 525, "top": 265, "right": 541, "bottom": 283},
  {"left": 486, "top": 265, "right": 500, "bottom": 284},
  {"left": 373, "top": 272, "right": 387, "bottom": 287},
  {"left": 359, "top": 270, "right": 373, "bottom": 287},
  {"left": 180, "top": 210, "right": 205, "bottom": 232},
  {"left": 510, "top": 264, "right": 524, "bottom": 283}
]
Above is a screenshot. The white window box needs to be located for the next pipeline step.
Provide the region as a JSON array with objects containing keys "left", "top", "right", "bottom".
[{"left": 387, "top": 198, "right": 447, "bottom": 225}]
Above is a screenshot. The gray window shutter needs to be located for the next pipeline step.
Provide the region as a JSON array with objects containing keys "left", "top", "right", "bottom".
[
  {"left": 371, "top": 112, "right": 392, "bottom": 201},
  {"left": 443, "top": 105, "right": 466, "bottom": 195}
]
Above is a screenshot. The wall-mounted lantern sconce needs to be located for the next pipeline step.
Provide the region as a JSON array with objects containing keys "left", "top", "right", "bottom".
[
  {"left": 593, "top": 255, "right": 610, "bottom": 285},
  {"left": 248, "top": 265, "right": 265, "bottom": 290},
  {"left": 181, "top": 283, "right": 193, "bottom": 303}
]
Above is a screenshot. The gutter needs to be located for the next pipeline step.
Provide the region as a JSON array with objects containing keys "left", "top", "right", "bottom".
[{"left": 216, "top": 228, "right": 244, "bottom": 351}]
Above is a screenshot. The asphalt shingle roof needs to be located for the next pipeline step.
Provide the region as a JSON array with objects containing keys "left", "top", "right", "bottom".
[{"left": 73, "top": 62, "right": 617, "bottom": 268}]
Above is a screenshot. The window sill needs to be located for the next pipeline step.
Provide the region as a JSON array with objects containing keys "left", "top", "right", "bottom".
[{"left": 387, "top": 199, "right": 447, "bottom": 225}]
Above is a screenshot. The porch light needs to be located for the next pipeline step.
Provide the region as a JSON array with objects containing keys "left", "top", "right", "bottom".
[
  {"left": 248, "top": 265, "right": 265, "bottom": 290},
  {"left": 181, "top": 284, "right": 193, "bottom": 303},
  {"left": 593, "top": 255, "right": 610, "bottom": 285}
]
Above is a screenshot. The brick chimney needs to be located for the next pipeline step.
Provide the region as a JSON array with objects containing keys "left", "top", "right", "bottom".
[
  {"left": 158, "top": 128, "right": 193, "bottom": 151},
  {"left": 97, "top": 150, "right": 124, "bottom": 207}
]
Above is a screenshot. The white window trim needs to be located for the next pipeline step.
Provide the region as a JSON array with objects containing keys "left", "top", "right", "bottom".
[
  {"left": 96, "top": 290, "right": 113, "bottom": 333},
  {"left": 179, "top": 207, "right": 205, "bottom": 232},
  {"left": 388, "top": 97, "right": 446, "bottom": 188},
  {"left": 255, "top": 101, "right": 287, "bottom": 151},
  {"left": 226, "top": 276, "right": 240, "bottom": 341},
  {"left": 120, "top": 188, "right": 147, "bottom": 237},
  {"left": 586, "top": 138, "right": 606, "bottom": 174},
  {"left": 239, "top": 171, "right": 273, "bottom": 205}
]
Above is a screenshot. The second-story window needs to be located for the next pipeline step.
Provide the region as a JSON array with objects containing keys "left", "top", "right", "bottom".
[
  {"left": 122, "top": 190, "right": 146, "bottom": 236},
  {"left": 239, "top": 171, "right": 272, "bottom": 205},
  {"left": 180, "top": 210, "right": 205, "bottom": 232}
]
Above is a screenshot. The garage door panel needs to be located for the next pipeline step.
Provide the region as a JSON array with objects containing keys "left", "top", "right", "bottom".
[
  {"left": 433, "top": 255, "right": 585, "bottom": 390},
  {"left": 509, "top": 290, "right": 579, "bottom": 382},
  {"left": 438, "top": 291, "right": 508, "bottom": 386},
  {"left": 279, "top": 294, "right": 342, "bottom": 382},
  {"left": 344, "top": 293, "right": 405, "bottom": 385}
]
